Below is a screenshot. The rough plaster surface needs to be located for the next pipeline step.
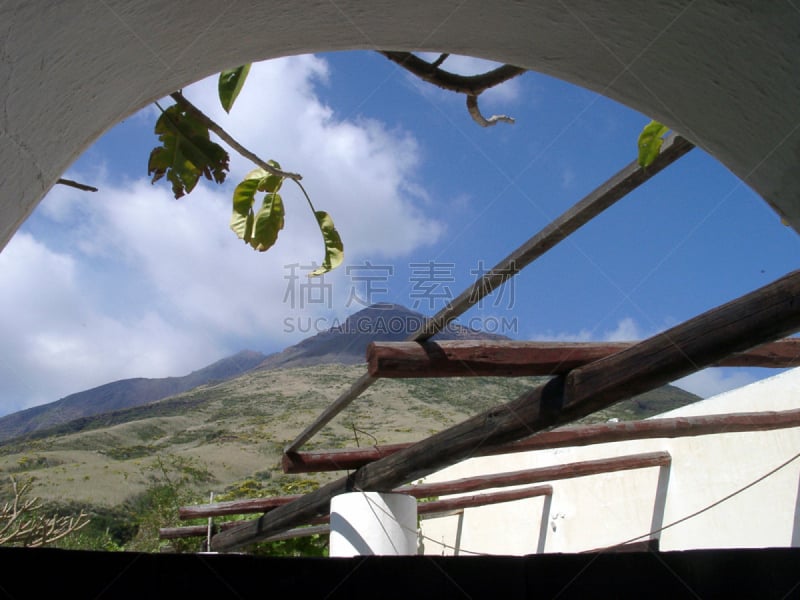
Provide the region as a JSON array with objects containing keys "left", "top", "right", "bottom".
[
  {"left": 1, "top": 1, "right": 799, "bottom": 249},
  {"left": 420, "top": 368, "right": 800, "bottom": 554}
]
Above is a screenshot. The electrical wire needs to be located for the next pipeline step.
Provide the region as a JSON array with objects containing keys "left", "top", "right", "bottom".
[
  {"left": 605, "top": 448, "right": 800, "bottom": 550},
  {"left": 351, "top": 447, "right": 800, "bottom": 556}
]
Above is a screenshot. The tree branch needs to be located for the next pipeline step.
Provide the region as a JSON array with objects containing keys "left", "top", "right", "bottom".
[
  {"left": 56, "top": 178, "right": 98, "bottom": 192},
  {"left": 379, "top": 51, "right": 526, "bottom": 96},
  {"left": 1, "top": 476, "right": 89, "bottom": 546},
  {"left": 170, "top": 91, "right": 303, "bottom": 182},
  {"left": 466, "top": 94, "right": 515, "bottom": 127}
]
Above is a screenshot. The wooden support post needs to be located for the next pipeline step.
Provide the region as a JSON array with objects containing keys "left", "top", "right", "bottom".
[
  {"left": 282, "top": 407, "right": 800, "bottom": 473},
  {"left": 283, "top": 134, "right": 694, "bottom": 454},
  {"left": 367, "top": 338, "right": 800, "bottom": 378},
  {"left": 212, "top": 269, "right": 800, "bottom": 551}
]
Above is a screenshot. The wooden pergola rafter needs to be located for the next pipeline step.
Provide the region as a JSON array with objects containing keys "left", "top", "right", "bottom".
[
  {"left": 365, "top": 338, "right": 800, "bottom": 379},
  {"left": 282, "top": 406, "right": 800, "bottom": 474},
  {"left": 206, "top": 132, "right": 800, "bottom": 551},
  {"left": 169, "top": 452, "right": 672, "bottom": 541},
  {"left": 162, "top": 486, "right": 555, "bottom": 542},
  {"left": 212, "top": 271, "right": 800, "bottom": 550},
  {"left": 284, "top": 133, "right": 695, "bottom": 454}
]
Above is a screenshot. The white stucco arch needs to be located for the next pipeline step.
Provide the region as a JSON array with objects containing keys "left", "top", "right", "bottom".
[{"left": 1, "top": 1, "right": 799, "bottom": 249}]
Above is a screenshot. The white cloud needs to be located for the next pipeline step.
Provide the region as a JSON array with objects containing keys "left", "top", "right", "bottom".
[
  {"left": 530, "top": 317, "right": 644, "bottom": 343},
  {"left": 185, "top": 56, "right": 444, "bottom": 259},
  {"left": 604, "top": 317, "right": 642, "bottom": 342},
  {"left": 0, "top": 233, "right": 221, "bottom": 412},
  {"left": 673, "top": 369, "right": 758, "bottom": 399},
  {"left": 0, "top": 55, "right": 446, "bottom": 415}
]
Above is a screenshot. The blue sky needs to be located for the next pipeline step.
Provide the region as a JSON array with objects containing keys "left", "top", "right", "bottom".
[{"left": 1, "top": 51, "right": 798, "bottom": 416}]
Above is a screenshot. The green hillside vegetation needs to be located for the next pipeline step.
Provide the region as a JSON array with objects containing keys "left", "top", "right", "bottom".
[{"left": 0, "top": 364, "right": 699, "bottom": 552}]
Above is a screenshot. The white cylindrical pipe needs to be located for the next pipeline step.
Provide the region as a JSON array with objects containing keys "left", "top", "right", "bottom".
[{"left": 329, "top": 492, "right": 418, "bottom": 556}]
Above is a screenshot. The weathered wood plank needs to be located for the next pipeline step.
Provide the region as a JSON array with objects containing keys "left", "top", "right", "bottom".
[
  {"left": 165, "top": 487, "right": 553, "bottom": 541},
  {"left": 179, "top": 495, "right": 303, "bottom": 520},
  {"left": 405, "top": 134, "right": 694, "bottom": 342},
  {"left": 212, "top": 269, "right": 800, "bottom": 551},
  {"left": 192, "top": 454, "right": 657, "bottom": 537},
  {"left": 282, "top": 406, "right": 800, "bottom": 473},
  {"left": 283, "top": 443, "right": 411, "bottom": 474},
  {"left": 283, "top": 134, "right": 694, "bottom": 453},
  {"left": 367, "top": 338, "right": 800, "bottom": 378},
  {"left": 160, "top": 522, "right": 329, "bottom": 542},
  {"left": 396, "top": 452, "right": 670, "bottom": 498},
  {"left": 417, "top": 485, "right": 553, "bottom": 517}
]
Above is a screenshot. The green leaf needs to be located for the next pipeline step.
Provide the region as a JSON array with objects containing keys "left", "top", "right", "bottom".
[
  {"left": 148, "top": 104, "right": 229, "bottom": 198},
  {"left": 230, "top": 177, "right": 260, "bottom": 242},
  {"left": 232, "top": 177, "right": 260, "bottom": 216},
  {"left": 250, "top": 193, "right": 285, "bottom": 252},
  {"left": 309, "top": 211, "right": 344, "bottom": 276},
  {"left": 637, "top": 120, "right": 669, "bottom": 168},
  {"left": 230, "top": 209, "right": 255, "bottom": 244},
  {"left": 218, "top": 64, "right": 251, "bottom": 113},
  {"left": 242, "top": 164, "right": 284, "bottom": 194},
  {"left": 230, "top": 167, "right": 287, "bottom": 247}
]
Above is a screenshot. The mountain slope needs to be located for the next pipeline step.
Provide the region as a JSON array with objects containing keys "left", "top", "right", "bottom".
[
  {"left": 0, "top": 350, "right": 267, "bottom": 442},
  {"left": 256, "top": 303, "right": 508, "bottom": 370},
  {"left": 0, "top": 363, "right": 701, "bottom": 508},
  {"left": 0, "top": 304, "right": 508, "bottom": 442}
]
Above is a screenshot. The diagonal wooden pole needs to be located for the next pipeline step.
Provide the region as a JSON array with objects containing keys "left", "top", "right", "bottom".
[
  {"left": 212, "top": 269, "right": 800, "bottom": 551},
  {"left": 284, "top": 134, "right": 694, "bottom": 453}
]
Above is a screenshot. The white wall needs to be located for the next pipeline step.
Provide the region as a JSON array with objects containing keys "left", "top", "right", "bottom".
[{"left": 420, "top": 369, "right": 800, "bottom": 555}]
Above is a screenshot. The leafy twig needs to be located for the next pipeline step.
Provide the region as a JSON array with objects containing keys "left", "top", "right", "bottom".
[{"left": 170, "top": 91, "right": 303, "bottom": 182}]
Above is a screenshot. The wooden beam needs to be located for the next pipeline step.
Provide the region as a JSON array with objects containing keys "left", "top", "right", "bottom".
[
  {"left": 283, "top": 443, "right": 410, "bottom": 474},
  {"left": 283, "top": 134, "right": 694, "bottom": 453},
  {"left": 282, "top": 408, "right": 800, "bottom": 473},
  {"left": 417, "top": 485, "right": 553, "bottom": 517},
  {"left": 164, "top": 487, "right": 553, "bottom": 540},
  {"left": 179, "top": 495, "right": 303, "bottom": 520},
  {"left": 183, "top": 454, "right": 652, "bottom": 541},
  {"left": 189, "top": 452, "right": 656, "bottom": 525},
  {"left": 367, "top": 338, "right": 800, "bottom": 378},
  {"left": 403, "top": 134, "right": 693, "bottom": 343},
  {"left": 212, "top": 269, "right": 800, "bottom": 551},
  {"left": 396, "top": 452, "right": 670, "bottom": 498},
  {"left": 160, "top": 522, "right": 329, "bottom": 542}
]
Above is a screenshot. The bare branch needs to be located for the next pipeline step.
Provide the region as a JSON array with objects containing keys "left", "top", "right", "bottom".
[
  {"left": 56, "top": 178, "right": 98, "bottom": 192},
  {"left": 379, "top": 51, "right": 526, "bottom": 96},
  {"left": 0, "top": 476, "right": 90, "bottom": 547},
  {"left": 170, "top": 91, "right": 303, "bottom": 182},
  {"left": 466, "top": 94, "right": 516, "bottom": 127},
  {"left": 430, "top": 53, "right": 450, "bottom": 69}
]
